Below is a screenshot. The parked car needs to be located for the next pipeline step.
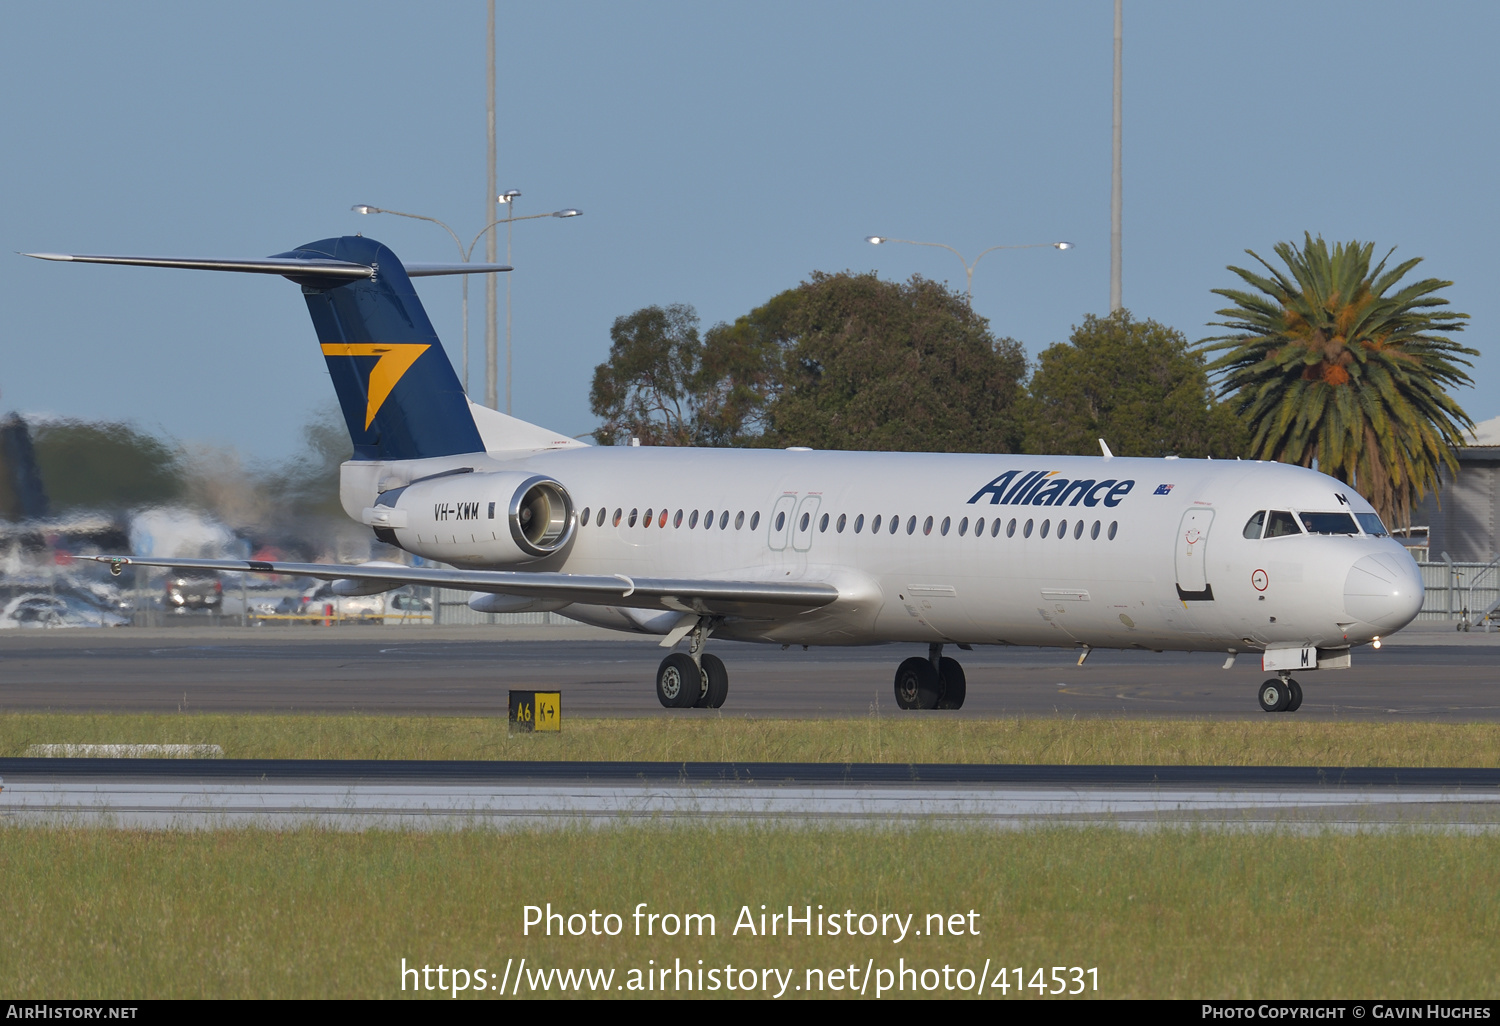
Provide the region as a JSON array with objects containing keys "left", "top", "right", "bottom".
[
  {"left": 0, "top": 592, "right": 130, "bottom": 629},
  {"left": 296, "top": 583, "right": 432, "bottom": 623},
  {"left": 164, "top": 568, "right": 222, "bottom": 613}
]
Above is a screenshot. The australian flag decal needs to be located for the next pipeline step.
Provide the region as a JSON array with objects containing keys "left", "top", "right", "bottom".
[{"left": 1154, "top": 484, "right": 1174, "bottom": 495}]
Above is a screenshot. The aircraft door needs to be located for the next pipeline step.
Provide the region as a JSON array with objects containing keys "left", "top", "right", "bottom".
[
  {"left": 767, "top": 493, "right": 797, "bottom": 551},
  {"left": 1175, "top": 508, "right": 1215, "bottom": 600},
  {"left": 791, "top": 495, "right": 821, "bottom": 552}
]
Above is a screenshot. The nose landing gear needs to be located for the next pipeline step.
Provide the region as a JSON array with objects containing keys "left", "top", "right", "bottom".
[
  {"left": 1257, "top": 673, "right": 1304, "bottom": 713},
  {"left": 894, "top": 644, "right": 967, "bottom": 710}
]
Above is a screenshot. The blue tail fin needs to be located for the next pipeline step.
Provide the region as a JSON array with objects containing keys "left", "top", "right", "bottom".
[{"left": 278, "top": 236, "right": 485, "bottom": 461}]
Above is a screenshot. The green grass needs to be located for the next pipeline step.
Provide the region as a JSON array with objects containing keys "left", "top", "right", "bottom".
[
  {"left": 3, "top": 712, "right": 1500, "bottom": 766},
  {"left": 3, "top": 826, "right": 1498, "bottom": 999}
]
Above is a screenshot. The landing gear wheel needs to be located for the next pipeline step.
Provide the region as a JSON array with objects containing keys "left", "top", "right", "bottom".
[
  {"left": 656, "top": 653, "right": 702, "bottom": 709},
  {"left": 694, "top": 653, "right": 729, "bottom": 709},
  {"left": 935, "top": 657, "right": 967, "bottom": 710},
  {"left": 894, "top": 657, "right": 942, "bottom": 710},
  {"left": 1257, "top": 678, "right": 1290, "bottom": 713},
  {"left": 1285, "top": 678, "right": 1303, "bottom": 712}
]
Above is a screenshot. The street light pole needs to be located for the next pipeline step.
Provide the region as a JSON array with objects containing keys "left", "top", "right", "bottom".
[
  {"left": 352, "top": 203, "right": 581, "bottom": 403},
  {"left": 865, "top": 236, "right": 1072, "bottom": 306},
  {"left": 350, "top": 205, "right": 470, "bottom": 386},
  {"left": 499, "top": 190, "right": 520, "bottom": 414},
  {"left": 1111, "top": 0, "right": 1124, "bottom": 312}
]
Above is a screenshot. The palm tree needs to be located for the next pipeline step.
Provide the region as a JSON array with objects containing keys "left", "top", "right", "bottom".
[{"left": 1202, "top": 234, "right": 1478, "bottom": 528}]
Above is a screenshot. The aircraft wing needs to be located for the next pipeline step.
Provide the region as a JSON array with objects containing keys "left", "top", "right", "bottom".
[{"left": 90, "top": 555, "right": 838, "bottom": 618}]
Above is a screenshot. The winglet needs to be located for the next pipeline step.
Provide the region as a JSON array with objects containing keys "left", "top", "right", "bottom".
[{"left": 1099, "top": 438, "right": 1114, "bottom": 459}]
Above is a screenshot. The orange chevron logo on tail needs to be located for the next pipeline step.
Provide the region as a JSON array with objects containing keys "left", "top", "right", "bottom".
[{"left": 319, "top": 343, "right": 431, "bottom": 428}]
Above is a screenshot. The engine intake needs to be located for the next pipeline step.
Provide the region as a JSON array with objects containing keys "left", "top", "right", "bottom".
[{"left": 511, "top": 476, "right": 572, "bottom": 555}]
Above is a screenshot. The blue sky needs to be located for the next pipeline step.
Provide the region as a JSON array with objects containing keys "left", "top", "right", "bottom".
[{"left": 3, "top": 1, "right": 1496, "bottom": 459}]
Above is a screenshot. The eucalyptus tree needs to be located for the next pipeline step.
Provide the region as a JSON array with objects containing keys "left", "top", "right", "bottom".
[{"left": 1202, "top": 234, "right": 1478, "bottom": 526}]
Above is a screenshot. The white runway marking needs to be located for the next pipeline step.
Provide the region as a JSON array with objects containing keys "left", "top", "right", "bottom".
[{"left": 5, "top": 781, "right": 1499, "bottom": 831}]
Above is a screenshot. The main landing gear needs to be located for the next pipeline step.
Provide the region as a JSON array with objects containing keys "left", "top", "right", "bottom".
[
  {"left": 894, "top": 643, "right": 966, "bottom": 710},
  {"left": 654, "top": 618, "right": 728, "bottom": 709},
  {"left": 1257, "top": 673, "right": 1304, "bottom": 713}
]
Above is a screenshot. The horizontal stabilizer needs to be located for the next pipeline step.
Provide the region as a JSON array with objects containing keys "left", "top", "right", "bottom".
[
  {"left": 406, "top": 263, "right": 512, "bottom": 277},
  {"left": 91, "top": 555, "right": 839, "bottom": 618},
  {"left": 22, "top": 253, "right": 511, "bottom": 280},
  {"left": 23, "top": 252, "right": 374, "bottom": 279}
]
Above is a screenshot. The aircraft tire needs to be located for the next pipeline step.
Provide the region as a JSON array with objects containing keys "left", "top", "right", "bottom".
[
  {"left": 935, "top": 657, "right": 967, "bottom": 710},
  {"left": 656, "top": 653, "right": 702, "bottom": 709},
  {"left": 1257, "top": 678, "right": 1290, "bottom": 713},
  {"left": 1285, "top": 678, "right": 1303, "bottom": 712},
  {"left": 695, "top": 654, "right": 729, "bottom": 709},
  {"left": 894, "top": 657, "right": 942, "bottom": 710}
]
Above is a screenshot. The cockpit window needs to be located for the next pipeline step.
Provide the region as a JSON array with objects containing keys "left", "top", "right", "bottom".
[
  {"left": 1299, "top": 511, "right": 1359, "bottom": 535},
  {"left": 1354, "top": 512, "right": 1388, "bottom": 537},
  {"left": 1242, "top": 511, "right": 1266, "bottom": 540},
  {"left": 1264, "top": 510, "right": 1301, "bottom": 538}
]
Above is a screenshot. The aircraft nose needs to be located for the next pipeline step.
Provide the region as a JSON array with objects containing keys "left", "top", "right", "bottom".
[{"left": 1343, "top": 552, "right": 1424, "bottom": 631}]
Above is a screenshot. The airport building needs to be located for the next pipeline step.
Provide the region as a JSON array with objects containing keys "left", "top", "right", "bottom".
[{"left": 1413, "top": 445, "right": 1499, "bottom": 564}]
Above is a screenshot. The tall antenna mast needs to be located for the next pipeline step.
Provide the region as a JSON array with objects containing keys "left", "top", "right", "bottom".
[{"left": 485, "top": 0, "right": 499, "bottom": 408}]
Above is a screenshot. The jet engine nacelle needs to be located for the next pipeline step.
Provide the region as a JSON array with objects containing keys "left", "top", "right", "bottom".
[{"left": 362, "top": 471, "right": 575, "bottom": 567}]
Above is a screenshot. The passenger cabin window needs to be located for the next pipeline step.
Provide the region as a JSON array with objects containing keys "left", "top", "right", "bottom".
[
  {"left": 1355, "top": 512, "right": 1388, "bottom": 537},
  {"left": 871, "top": 514, "right": 882, "bottom": 533},
  {"left": 819, "top": 513, "right": 830, "bottom": 532},
  {"left": 735, "top": 511, "right": 745, "bottom": 529},
  {"left": 705, "top": 510, "right": 715, "bottom": 529},
  {"left": 854, "top": 514, "right": 865, "bottom": 533},
  {"left": 836, "top": 514, "right": 846, "bottom": 533},
  {"left": 1264, "top": 510, "right": 1300, "bottom": 538},
  {"left": 580, "top": 506, "right": 590, "bottom": 525},
  {"left": 776, "top": 511, "right": 786, "bottom": 531},
  {"left": 890, "top": 516, "right": 900, "bottom": 535},
  {"left": 750, "top": 512, "right": 760, "bottom": 530},
  {"left": 627, "top": 508, "right": 638, "bottom": 527},
  {"left": 689, "top": 510, "right": 699, "bottom": 528},
  {"left": 720, "top": 511, "right": 729, "bottom": 529},
  {"left": 1243, "top": 510, "right": 1266, "bottom": 539},
  {"left": 1299, "top": 511, "right": 1359, "bottom": 535}
]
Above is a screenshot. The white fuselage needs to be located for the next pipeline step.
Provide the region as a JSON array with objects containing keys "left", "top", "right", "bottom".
[{"left": 346, "top": 446, "right": 1425, "bottom": 655}]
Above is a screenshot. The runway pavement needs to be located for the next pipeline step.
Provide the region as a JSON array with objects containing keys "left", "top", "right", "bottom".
[
  {"left": 0, "top": 624, "right": 1496, "bottom": 719},
  {"left": 4, "top": 759, "right": 1498, "bottom": 830}
]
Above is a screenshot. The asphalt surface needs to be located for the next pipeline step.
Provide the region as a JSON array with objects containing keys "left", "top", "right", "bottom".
[
  {"left": 5, "top": 760, "right": 1498, "bottom": 831},
  {"left": 6, "top": 758, "right": 1500, "bottom": 786},
  {"left": 0, "top": 625, "right": 1496, "bottom": 719}
]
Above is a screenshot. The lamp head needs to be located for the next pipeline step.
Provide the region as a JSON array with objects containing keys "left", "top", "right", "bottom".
[
  {"left": 1053, "top": 241, "right": 1073, "bottom": 250},
  {"left": 499, "top": 190, "right": 522, "bottom": 203},
  {"left": 866, "top": 236, "right": 885, "bottom": 245},
  {"left": 351, "top": 205, "right": 379, "bottom": 215},
  {"left": 553, "top": 209, "right": 582, "bottom": 218}
]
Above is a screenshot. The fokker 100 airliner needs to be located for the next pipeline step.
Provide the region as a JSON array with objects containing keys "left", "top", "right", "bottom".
[{"left": 26, "top": 236, "right": 1424, "bottom": 713}]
